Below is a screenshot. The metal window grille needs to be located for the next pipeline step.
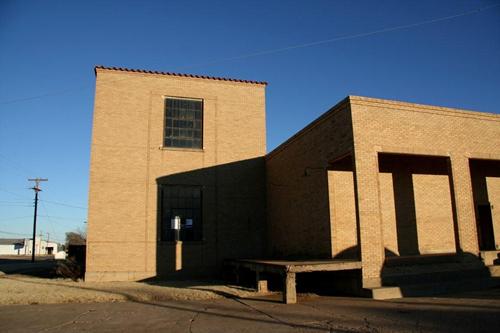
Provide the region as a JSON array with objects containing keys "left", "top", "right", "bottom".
[{"left": 164, "top": 98, "right": 203, "bottom": 149}]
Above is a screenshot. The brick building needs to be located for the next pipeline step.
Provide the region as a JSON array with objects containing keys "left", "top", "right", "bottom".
[
  {"left": 87, "top": 66, "right": 499, "bottom": 295},
  {"left": 86, "top": 66, "right": 267, "bottom": 281},
  {"left": 266, "top": 95, "right": 500, "bottom": 290}
]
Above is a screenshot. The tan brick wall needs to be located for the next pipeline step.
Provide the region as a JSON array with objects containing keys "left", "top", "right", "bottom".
[
  {"left": 266, "top": 101, "right": 354, "bottom": 258},
  {"left": 379, "top": 173, "right": 398, "bottom": 256},
  {"left": 378, "top": 155, "right": 456, "bottom": 256},
  {"left": 380, "top": 173, "right": 456, "bottom": 256},
  {"left": 413, "top": 174, "right": 455, "bottom": 254},
  {"left": 350, "top": 96, "right": 500, "bottom": 286},
  {"left": 328, "top": 170, "right": 358, "bottom": 258},
  {"left": 87, "top": 68, "right": 266, "bottom": 281}
]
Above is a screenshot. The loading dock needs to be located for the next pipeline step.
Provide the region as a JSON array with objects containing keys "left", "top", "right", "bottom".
[{"left": 226, "top": 259, "right": 362, "bottom": 304}]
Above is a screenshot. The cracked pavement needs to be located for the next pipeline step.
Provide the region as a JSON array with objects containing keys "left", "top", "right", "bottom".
[{"left": 1, "top": 289, "right": 500, "bottom": 332}]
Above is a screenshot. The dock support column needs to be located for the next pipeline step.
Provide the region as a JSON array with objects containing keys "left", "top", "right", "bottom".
[
  {"left": 283, "top": 272, "right": 296, "bottom": 304},
  {"left": 256, "top": 271, "right": 268, "bottom": 293},
  {"left": 354, "top": 152, "right": 384, "bottom": 288},
  {"left": 449, "top": 155, "right": 479, "bottom": 254}
]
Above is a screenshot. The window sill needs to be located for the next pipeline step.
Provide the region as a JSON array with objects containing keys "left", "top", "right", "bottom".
[{"left": 160, "top": 146, "right": 204, "bottom": 152}]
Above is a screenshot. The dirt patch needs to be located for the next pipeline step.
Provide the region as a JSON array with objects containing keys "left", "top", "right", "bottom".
[{"left": 0, "top": 274, "right": 263, "bottom": 305}]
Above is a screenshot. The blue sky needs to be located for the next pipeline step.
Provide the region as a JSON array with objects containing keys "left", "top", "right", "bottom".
[{"left": 1, "top": 0, "right": 499, "bottom": 243}]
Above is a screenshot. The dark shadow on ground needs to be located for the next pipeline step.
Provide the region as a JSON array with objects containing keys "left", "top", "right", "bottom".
[{"left": 0, "top": 255, "right": 59, "bottom": 278}]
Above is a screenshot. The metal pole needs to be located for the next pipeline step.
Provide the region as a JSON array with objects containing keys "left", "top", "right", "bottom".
[{"left": 31, "top": 190, "right": 38, "bottom": 263}]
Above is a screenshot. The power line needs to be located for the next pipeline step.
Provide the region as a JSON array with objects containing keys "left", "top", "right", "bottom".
[
  {"left": 0, "top": 189, "right": 86, "bottom": 210},
  {"left": 0, "top": 153, "right": 33, "bottom": 177},
  {"left": 0, "top": 3, "right": 498, "bottom": 106},
  {"left": 39, "top": 215, "right": 86, "bottom": 221},
  {"left": 0, "top": 229, "right": 64, "bottom": 242},
  {"left": 0, "top": 188, "right": 31, "bottom": 200},
  {"left": 180, "top": 3, "right": 500, "bottom": 69},
  {"left": 0, "top": 216, "right": 33, "bottom": 221},
  {"left": 0, "top": 229, "right": 65, "bottom": 243},
  {"left": 0, "top": 83, "right": 90, "bottom": 106},
  {"left": 0, "top": 230, "right": 31, "bottom": 237},
  {"left": 39, "top": 201, "right": 57, "bottom": 240},
  {"left": 0, "top": 201, "right": 32, "bottom": 206},
  {"left": 40, "top": 199, "right": 87, "bottom": 210}
]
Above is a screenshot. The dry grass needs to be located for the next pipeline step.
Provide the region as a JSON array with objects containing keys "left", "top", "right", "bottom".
[{"left": 0, "top": 274, "right": 262, "bottom": 305}]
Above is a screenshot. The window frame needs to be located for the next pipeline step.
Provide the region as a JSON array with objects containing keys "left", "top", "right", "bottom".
[
  {"left": 159, "top": 184, "right": 203, "bottom": 242},
  {"left": 163, "top": 96, "right": 204, "bottom": 150}
]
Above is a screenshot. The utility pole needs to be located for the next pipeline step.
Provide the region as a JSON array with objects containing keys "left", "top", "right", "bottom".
[{"left": 28, "top": 178, "right": 48, "bottom": 263}]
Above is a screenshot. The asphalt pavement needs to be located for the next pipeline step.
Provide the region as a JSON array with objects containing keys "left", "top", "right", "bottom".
[{"left": 1, "top": 289, "right": 499, "bottom": 332}]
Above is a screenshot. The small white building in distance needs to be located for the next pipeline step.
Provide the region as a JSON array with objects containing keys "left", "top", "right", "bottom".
[
  {"left": 0, "top": 237, "right": 59, "bottom": 256},
  {"left": 0, "top": 239, "right": 25, "bottom": 255}
]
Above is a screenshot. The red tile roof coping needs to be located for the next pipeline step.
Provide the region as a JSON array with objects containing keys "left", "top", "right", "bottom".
[{"left": 95, "top": 65, "right": 267, "bottom": 86}]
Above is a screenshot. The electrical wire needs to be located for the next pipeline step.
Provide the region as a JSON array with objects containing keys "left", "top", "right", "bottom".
[
  {"left": 0, "top": 3, "right": 497, "bottom": 106},
  {"left": 0, "top": 153, "right": 33, "bottom": 177},
  {"left": 38, "top": 215, "right": 86, "bottom": 221},
  {"left": 0, "top": 188, "right": 31, "bottom": 200},
  {"left": 0, "top": 189, "right": 86, "bottom": 210},
  {"left": 180, "top": 3, "right": 500, "bottom": 69},
  {"left": 39, "top": 201, "right": 58, "bottom": 241},
  {"left": 39, "top": 199, "right": 87, "bottom": 210},
  {"left": 0, "top": 216, "right": 33, "bottom": 221},
  {"left": 0, "top": 230, "right": 31, "bottom": 236}
]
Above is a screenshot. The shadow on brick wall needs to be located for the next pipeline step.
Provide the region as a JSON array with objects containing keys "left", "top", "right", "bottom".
[
  {"left": 470, "top": 159, "right": 500, "bottom": 251},
  {"left": 378, "top": 153, "right": 459, "bottom": 256},
  {"left": 380, "top": 251, "right": 498, "bottom": 297},
  {"left": 154, "top": 157, "right": 266, "bottom": 279}
]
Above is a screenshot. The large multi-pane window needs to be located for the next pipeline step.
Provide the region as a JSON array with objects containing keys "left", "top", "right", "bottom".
[
  {"left": 164, "top": 98, "right": 203, "bottom": 149},
  {"left": 160, "top": 185, "right": 202, "bottom": 242}
]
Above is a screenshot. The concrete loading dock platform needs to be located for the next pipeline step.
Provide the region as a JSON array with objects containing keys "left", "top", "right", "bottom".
[{"left": 226, "top": 259, "right": 362, "bottom": 304}]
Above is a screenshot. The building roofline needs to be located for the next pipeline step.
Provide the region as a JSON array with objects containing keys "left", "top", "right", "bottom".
[
  {"left": 348, "top": 95, "right": 499, "bottom": 119},
  {"left": 266, "top": 95, "right": 499, "bottom": 161},
  {"left": 0, "top": 238, "right": 24, "bottom": 245},
  {"left": 266, "top": 96, "right": 351, "bottom": 161},
  {"left": 94, "top": 65, "right": 268, "bottom": 86}
]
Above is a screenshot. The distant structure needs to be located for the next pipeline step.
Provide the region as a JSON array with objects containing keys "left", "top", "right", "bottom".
[
  {"left": 0, "top": 237, "right": 59, "bottom": 255},
  {"left": 0, "top": 239, "right": 24, "bottom": 255},
  {"left": 86, "top": 66, "right": 500, "bottom": 300}
]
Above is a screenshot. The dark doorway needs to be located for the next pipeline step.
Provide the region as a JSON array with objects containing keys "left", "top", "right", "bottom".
[{"left": 477, "top": 204, "right": 495, "bottom": 250}]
